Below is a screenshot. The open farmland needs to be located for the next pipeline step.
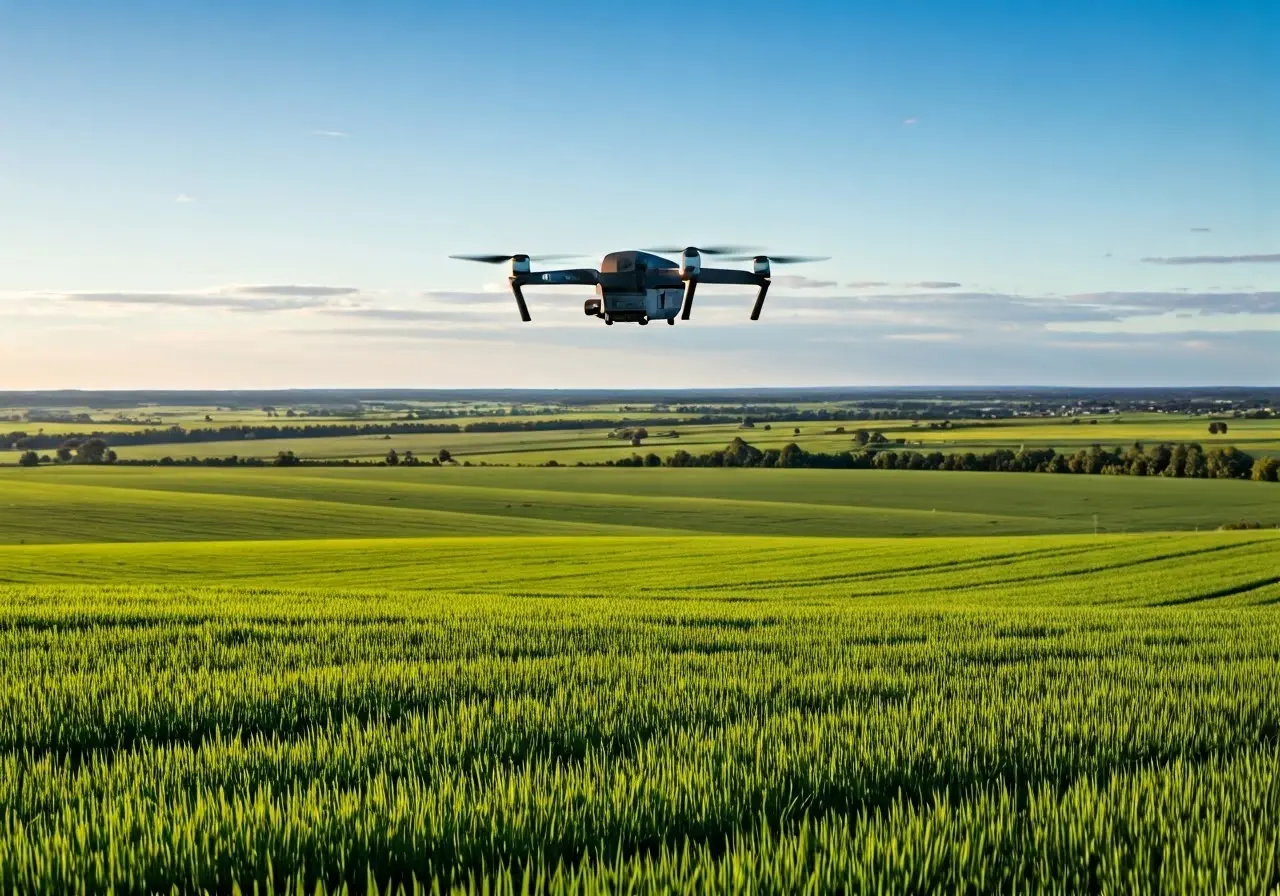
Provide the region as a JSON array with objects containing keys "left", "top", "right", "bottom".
[
  {"left": 5, "top": 405, "right": 1280, "bottom": 466},
  {"left": 0, "top": 532, "right": 1278, "bottom": 892},
  {"left": 2, "top": 465, "right": 1278, "bottom": 543},
  {"left": 2, "top": 395, "right": 1278, "bottom": 891}
]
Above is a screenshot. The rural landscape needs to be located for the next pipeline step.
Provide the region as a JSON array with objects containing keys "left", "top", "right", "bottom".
[
  {"left": 1, "top": 387, "right": 1278, "bottom": 892},
  {"left": 6, "top": 0, "right": 1277, "bottom": 890}
]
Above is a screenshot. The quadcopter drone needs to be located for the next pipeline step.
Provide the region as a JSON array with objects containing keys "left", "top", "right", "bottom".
[{"left": 449, "top": 246, "right": 829, "bottom": 325}]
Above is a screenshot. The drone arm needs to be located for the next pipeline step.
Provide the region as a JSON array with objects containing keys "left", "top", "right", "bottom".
[
  {"left": 689, "top": 268, "right": 771, "bottom": 320},
  {"left": 681, "top": 279, "right": 698, "bottom": 320},
  {"left": 695, "top": 268, "right": 765, "bottom": 286},
  {"left": 506, "top": 280, "right": 531, "bottom": 322},
  {"left": 750, "top": 280, "right": 770, "bottom": 320},
  {"left": 507, "top": 269, "right": 601, "bottom": 322}
]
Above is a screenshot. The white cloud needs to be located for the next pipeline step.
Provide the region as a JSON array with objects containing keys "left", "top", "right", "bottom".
[
  {"left": 174, "top": 194, "right": 194, "bottom": 203},
  {"left": 310, "top": 129, "right": 349, "bottom": 138}
]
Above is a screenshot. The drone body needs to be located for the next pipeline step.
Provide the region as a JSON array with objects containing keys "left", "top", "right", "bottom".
[{"left": 450, "top": 247, "right": 828, "bottom": 326}]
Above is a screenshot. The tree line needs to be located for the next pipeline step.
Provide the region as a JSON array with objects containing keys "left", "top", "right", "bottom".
[
  {"left": 5, "top": 416, "right": 792, "bottom": 451},
  {"left": 600, "top": 438, "right": 1280, "bottom": 481}
]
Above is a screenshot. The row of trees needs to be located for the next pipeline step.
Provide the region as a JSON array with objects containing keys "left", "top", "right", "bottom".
[
  {"left": 600, "top": 438, "right": 1280, "bottom": 481},
  {"left": 17, "top": 438, "right": 117, "bottom": 466}
]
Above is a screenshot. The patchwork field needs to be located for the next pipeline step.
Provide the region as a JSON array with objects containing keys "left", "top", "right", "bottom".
[
  {"left": 1, "top": 460, "right": 1277, "bottom": 892},
  {"left": 2, "top": 465, "right": 1278, "bottom": 543},
  {"left": 5, "top": 410, "right": 1279, "bottom": 466}
]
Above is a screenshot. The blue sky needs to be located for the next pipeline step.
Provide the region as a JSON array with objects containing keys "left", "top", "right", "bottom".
[{"left": 1, "top": 0, "right": 1277, "bottom": 388}]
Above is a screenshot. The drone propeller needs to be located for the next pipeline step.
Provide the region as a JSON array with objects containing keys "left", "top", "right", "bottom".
[
  {"left": 449, "top": 253, "right": 581, "bottom": 264},
  {"left": 640, "top": 245, "right": 758, "bottom": 256},
  {"left": 722, "top": 254, "right": 830, "bottom": 264}
]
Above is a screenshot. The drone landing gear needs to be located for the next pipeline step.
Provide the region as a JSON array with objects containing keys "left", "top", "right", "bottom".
[
  {"left": 604, "top": 315, "right": 614, "bottom": 326},
  {"left": 666, "top": 317, "right": 675, "bottom": 326},
  {"left": 638, "top": 317, "right": 649, "bottom": 326}
]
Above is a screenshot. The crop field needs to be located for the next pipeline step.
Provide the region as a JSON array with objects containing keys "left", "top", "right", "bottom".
[
  {"left": 5, "top": 408, "right": 1279, "bottom": 466},
  {"left": 0, "top": 531, "right": 1278, "bottom": 893},
  {"left": 2, "top": 452, "right": 1278, "bottom": 892},
  {"left": 3, "top": 465, "right": 1278, "bottom": 543}
]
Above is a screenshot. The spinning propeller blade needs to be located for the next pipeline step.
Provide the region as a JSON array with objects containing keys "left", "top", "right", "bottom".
[
  {"left": 722, "top": 254, "right": 830, "bottom": 264},
  {"left": 449, "top": 253, "right": 582, "bottom": 264},
  {"left": 640, "top": 245, "right": 758, "bottom": 256}
]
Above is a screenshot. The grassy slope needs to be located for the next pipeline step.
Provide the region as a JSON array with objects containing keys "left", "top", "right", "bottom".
[
  {"left": 2, "top": 531, "right": 1278, "bottom": 607},
  {"left": 1, "top": 465, "right": 1275, "bottom": 544}
]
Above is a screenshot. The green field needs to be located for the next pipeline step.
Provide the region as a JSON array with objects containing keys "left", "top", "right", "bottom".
[
  {"left": 5, "top": 410, "right": 1279, "bottom": 466},
  {"left": 1, "top": 531, "right": 1278, "bottom": 892},
  {"left": 2, "top": 466, "right": 1277, "bottom": 544},
  {"left": 1, "top": 459, "right": 1278, "bottom": 892}
]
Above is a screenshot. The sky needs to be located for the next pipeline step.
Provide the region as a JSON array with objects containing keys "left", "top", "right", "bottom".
[{"left": 1, "top": 0, "right": 1277, "bottom": 389}]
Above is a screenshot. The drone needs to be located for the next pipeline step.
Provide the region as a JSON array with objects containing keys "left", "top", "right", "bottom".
[{"left": 448, "top": 246, "right": 829, "bottom": 325}]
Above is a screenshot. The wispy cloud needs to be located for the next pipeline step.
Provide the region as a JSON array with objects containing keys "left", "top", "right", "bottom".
[
  {"left": 62, "top": 292, "right": 334, "bottom": 312},
  {"left": 310, "top": 129, "right": 349, "bottom": 137},
  {"left": 771, "top": 275, "right": 838, "bottom": 289},
  {"left": 422, "top": 290, "right": 515, "bottom": 305},
  {"left": 884, "top": 331, "right": 961, "bottom": 343},
  {"left": 324, "top": 307, "right": 493, "bottom": 324},
  {"left": 902, "top": 117, "right": 918, "bottom": 126},
  {"left": 56, "top": 284, "right": 363, "bottom": 313},
  {"left": 237, "top": 285, "right": 360, "bottom": 298},
  {"left": 904, "top": 281, "right": 962, "bottom": 289},
  {"left": 174, "top": 194, "right": 194, "bottom": 203},
  {"left": 1064, "top": 290, "right": 1280, "bottom": 315},
  {"left": 1142, "top": 254, "right": 1280, "bottom": 265},
  {"left": 845, "top": 281, "right": 890, "bottom": 288},
  {"left": 1190, "top": 227, "right": 1212, "bottom": 233}
]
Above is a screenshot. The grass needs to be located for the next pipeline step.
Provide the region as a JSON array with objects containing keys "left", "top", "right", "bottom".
[
  {"left": 2, "top": 465, "right": 1277, "bottom": 544},
  {"left": 0, "top": 531, "right": 1277, "bottom": 892},
  {"left": 2, "top": 452, "right": 1278, "bottom": 891}
]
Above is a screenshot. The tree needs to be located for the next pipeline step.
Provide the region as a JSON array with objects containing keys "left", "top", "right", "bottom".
[
  {"left": 55, "top": 442, "right": 75, "bottom": 462},
  {"left": 437, "top": 448, "right": 452, "bottom": 463},
  {"left": 18, "top": 450, "right": 39, "bottom": 467},
  {"left": 852, "top": 429, "right": 870, "bottom": 446},
  {"left": 386, "top": 449, "right": 400, "bottom": 466},
  {"left": 644, "top": 452, "right": 662, "bottom": 467},
  {"left": 75, "top": 438, "right": 109, "bottom": 464},
  {"left": 778, "top": 442, "right": 807, "bottom": 468},
  {"left": 402, "top": 450, "right": 417, "bottom": 465},
  {"left": 1208, "top": 421, "right": 1221, "bottom": 434},
  {"left": 1253, "top": 456, "right": 1280, "bottom": 483},
  {"left": 273, "top": 450, "right": 299, "bottom": 466},
  {"left": 793, "top": 428, "right": 800, "bottom": 435}
]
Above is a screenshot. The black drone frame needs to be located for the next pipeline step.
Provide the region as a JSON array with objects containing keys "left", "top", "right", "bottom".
[{"left": 506, "top": 253, "right": 772, "bottom": 323}]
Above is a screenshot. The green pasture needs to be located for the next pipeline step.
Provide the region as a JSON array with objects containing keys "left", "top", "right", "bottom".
[
  {"left": 2, "top": 465, "right": 1276, "bottom": 544},
  {"left": 5, "top": 408, "right": 1278, "bottom": 466},
  {"left": 0, "top": 531, "right": 1277, "bottom": 891}
]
